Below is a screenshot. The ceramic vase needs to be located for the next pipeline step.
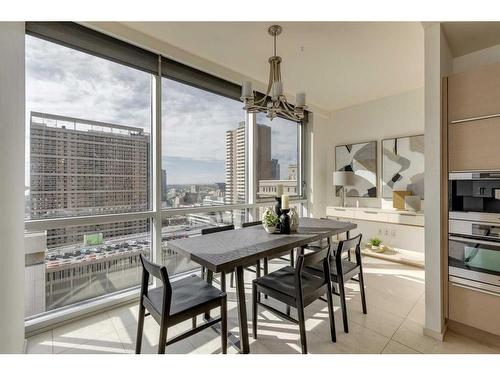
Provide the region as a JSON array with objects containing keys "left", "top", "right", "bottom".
[{"left": 289, "top": 207, "right": 299, "bottom": 232}]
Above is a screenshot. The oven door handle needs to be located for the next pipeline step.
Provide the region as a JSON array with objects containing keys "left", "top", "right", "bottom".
[{"left": 449, "top": 235, "right": 500, "bottom": 248}]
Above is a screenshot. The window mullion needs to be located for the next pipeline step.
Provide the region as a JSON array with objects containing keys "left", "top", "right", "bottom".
[{"left": 152, "top": 56, "right": 163, "bottom": 269}]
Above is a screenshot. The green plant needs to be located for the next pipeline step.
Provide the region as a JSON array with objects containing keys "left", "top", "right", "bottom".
[
  {"left": 369, "top": 238, "right": 382, "bottom": 247},
  {"left": 262, "top": 208, "right": 279, "bottom": 227}
]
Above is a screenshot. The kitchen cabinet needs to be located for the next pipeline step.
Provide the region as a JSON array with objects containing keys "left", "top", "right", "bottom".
[
  {"left": 448, "top": 116, "right": 500, "bottom": 171},
  {"left": 449, "top": 281, "right": 500, "bottom": 336},
  {"left": 448, "top": 62, "right": 500, "bottom": 122}
]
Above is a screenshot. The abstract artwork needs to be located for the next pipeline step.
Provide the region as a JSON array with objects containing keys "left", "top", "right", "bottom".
[
  {"left": 382, "top": 135, "right": 424, "bottom": 198},
  {"left": 335, "top": 141, "right": 377, "bottom": 197}
]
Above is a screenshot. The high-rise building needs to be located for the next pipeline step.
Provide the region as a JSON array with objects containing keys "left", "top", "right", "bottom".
[
  {"left": 225, "top": 122, "right": 246, "bottom": 204},
  {"left": 271, "top": 158, "right": 280, "bottom": 180},
  {"left": 30, "top": 112, "right": 150, "bottom": 248},
  {"left": 225, "top": 121, "right": 273, "bottom": 204}
]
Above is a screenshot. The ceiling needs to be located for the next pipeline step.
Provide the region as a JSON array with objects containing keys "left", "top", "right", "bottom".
[
  {"left": 120, "top": 22, "right": 424, "bottom": 112},
  {"left": 442, "top": 22, "right": 500, "bottom": 57}
]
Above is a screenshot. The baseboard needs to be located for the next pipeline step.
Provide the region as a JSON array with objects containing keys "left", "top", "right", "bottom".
[
  {"left": 423, "top": 325, "right": 446, "bottom": 341},
  {"left": 447, "top": 319, "right": 500, "bottom": 349}
]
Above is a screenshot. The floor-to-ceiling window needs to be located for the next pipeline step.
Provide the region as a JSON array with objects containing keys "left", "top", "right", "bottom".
[
  {"left": 24, "top": 22, "right": 306, "bottom": 326},
  {"left": 24, "top": 31, "right": 154, "bottom": 318}
]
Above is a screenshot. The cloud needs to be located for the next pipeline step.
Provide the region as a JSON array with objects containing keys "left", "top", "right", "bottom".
[{"left": 26, "top": 35, "right": 299, "bottom": 185}]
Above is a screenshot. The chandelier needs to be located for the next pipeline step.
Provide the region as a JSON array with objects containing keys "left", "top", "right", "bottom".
[{"left": 240, "top": 25, "right": 306, "bottom": 122}]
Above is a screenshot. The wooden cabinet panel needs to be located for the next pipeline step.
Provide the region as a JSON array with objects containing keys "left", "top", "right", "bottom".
[
  {"left": 448, "top": 117, "right": 500, "bottom": 171},
  {"left": 448, "top": 62, "right": 500, "bottom": 122},
  {"left": 449, "top": 282, "right": 500, "bottom": 336}
]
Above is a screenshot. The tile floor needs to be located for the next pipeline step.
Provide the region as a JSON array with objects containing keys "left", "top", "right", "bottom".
[{"left": 26, "top": 256, "right": 500, "bottom": 354}]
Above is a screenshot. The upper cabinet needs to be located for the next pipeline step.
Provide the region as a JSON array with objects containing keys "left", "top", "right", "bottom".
[
  {"left": 449, "top": 117, "right": 500, "bottom": 171},
  {"left": 448, "top": 62, "right": 500, "bottom": 122},
  {"left": 448, "top": 62, "right": 500, "bottom": 171}
]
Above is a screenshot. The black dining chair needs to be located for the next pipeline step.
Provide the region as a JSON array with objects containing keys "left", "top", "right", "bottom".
[
  {"left": 241, "top": 220, "right": 296, "bottom": 281},
  {"left": 200, "top": 224, "right": 235, "bottom": 291},
  {"left": 136, "top": 254, "right": 227, "bottom": 354},
  {"left": 305, "top": 234, "right": 366, "bottom": 333},
  {"left": 252, "top": 244, "right": 336, "bottom": 354}
]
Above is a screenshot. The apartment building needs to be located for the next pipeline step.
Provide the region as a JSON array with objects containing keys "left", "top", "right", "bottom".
[
  {"left": 225, "top": 121, "right": 274, "bottom": 204},
  {"left": 29, "top": 112, "right": 150, "bottom": 248}
]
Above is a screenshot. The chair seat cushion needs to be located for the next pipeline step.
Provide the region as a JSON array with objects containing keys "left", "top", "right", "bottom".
[
  {"left": 306, "top": 259, "right": 358, "bottom": 279},
  {"left": 254, "top": 266, "right": 325, "bottom": 298},
  {"left": 147, "top": 275, "right": 224, "bottom": 317}
]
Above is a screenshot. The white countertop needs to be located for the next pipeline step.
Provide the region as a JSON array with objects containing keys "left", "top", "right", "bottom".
[{"left": 327, "top": 206, "right": 424, "bottom": 216}]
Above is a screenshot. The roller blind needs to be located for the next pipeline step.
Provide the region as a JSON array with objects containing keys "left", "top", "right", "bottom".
[
  {"left": 26, "top": 22, "right": 159, "bottom": 75},
  {"left": 161, "top": 58, "right": 242, "bottom": 101}
]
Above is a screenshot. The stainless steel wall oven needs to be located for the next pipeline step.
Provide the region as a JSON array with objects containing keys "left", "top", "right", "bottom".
[{"left": 449, "top": 172, "right": 500, "bottom": 295}]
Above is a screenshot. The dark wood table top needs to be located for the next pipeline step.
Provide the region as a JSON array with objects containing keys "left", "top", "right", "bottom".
[{"left": 167, "top": 217, "right": 356, "bottom": 273}]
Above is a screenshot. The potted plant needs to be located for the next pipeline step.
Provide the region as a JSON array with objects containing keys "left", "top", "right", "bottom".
[
  {"left": 262, "top": 208, "right": 280, "bottom": 234},
  {"left": 369, "top": 238, "right": 383, "bottom": 252}
]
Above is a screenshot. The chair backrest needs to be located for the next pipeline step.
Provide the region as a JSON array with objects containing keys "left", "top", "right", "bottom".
[
  {"left": 295, "top": 244, "right": 332, "bottom": 293},
  {"left": 139, "top": 254, "right": 172, "bottom": 315},
  {"left": 334, "top": 234, "right": 362, "bottom": 263},
  {"left": 242, "top": 220, "right": 262, "bottom": 228},
  {"left": 201, "top": 224, "right": 235, "bottom": 235}
]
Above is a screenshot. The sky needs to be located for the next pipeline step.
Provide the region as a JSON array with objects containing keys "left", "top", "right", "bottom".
[{"left": 25, "top": 35, "right": 298, "bottom": 185}]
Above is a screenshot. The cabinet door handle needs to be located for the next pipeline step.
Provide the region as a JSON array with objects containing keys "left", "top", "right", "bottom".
[{"left": 452, "top": 282, "right": 500, "bottom": 297}]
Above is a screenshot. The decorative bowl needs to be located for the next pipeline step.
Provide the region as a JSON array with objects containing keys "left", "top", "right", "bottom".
[{"left": 264, "top": 225, "right": 276, "bottom": 234}]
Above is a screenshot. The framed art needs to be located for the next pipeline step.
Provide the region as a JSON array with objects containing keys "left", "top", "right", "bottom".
[
  {"left": 335, "top": 141, "right": 377, "bottom": 197},
  {"left": 382, "top": 134, "right": 424, "bottom": 198}
]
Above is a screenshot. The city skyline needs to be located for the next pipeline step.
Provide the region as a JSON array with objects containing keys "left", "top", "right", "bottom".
[{"left": 26, "top": 35, "right": 299, "bottom": 186}]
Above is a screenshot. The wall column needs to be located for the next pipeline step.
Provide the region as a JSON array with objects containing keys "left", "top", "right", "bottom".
[
  {"left": 423, "top": 21, "right": 452, "bottom": 339},
  {"left": 0, "top": 21, "right": 25, "bottom": 353}
]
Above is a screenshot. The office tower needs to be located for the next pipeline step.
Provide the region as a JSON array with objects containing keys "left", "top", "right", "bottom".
[
  {"left": 271, "top": 158, "right": 280, "bottom": 180},
  {"left": 225, "top": 122, "right": 273, "bottom": 204},
  {"left": 29, "top": 112, "right": 150, "bottom": 248}
]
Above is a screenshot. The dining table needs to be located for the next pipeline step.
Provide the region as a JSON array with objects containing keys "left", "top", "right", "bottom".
[{"left": 167, "top": 217, "right": 357, "bottom": 354}]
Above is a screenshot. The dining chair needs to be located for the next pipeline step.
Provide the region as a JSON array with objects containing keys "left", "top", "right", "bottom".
[
  {"left": 200, "top": 224, "right": 235, "bottom": 291},
  {"left": 136, "top": 254, "right": 227, "bottom": 354},
  {"left": 252, "top": 244, "right": 336, "bottom": 354},
  {"left": 227, "top": 221, "right": 266, "bottom": 288},
  {"left": 240, "top": 220, "right": 296, "bottom": 282},
  {"left": 305, "top": 234, "right": 366, "bottom": 333}
]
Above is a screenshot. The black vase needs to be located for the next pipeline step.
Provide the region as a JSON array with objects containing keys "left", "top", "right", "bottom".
[
  {"left": 274, "top": 196, "right": 282, "bottom": 217},
  {"left": 280, "top": 209, "right": 290, "bottom": 234}
]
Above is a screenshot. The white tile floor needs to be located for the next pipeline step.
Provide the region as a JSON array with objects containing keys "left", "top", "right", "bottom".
[{"left": 26, "top": 256, "right": 500, "bottom": 354}]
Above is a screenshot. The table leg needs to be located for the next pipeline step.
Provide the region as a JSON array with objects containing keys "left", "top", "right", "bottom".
[
  {"left": 346, "top": 230, "right": 351, "bottom": 261},
  {"left": 204, "top": 270, "right": 214, "bottom": 320},
  {"left": 235, "top": 265, "right": 250, "bottom": 354}
]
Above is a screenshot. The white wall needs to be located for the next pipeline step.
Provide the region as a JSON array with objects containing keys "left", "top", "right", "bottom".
[
  {"left": 422, "top": 22, "right": 452, "bottom": 340},
  {"left": 305, "top": 112, "right": 331, "bottom": 218},
  {"left": 0, "top": 22, "right": 25, "bottom": 353},
  {"left": 323, "top": 88, "right": 424, "bottom": 212},
  {"left": 453, "top": 43, "right": 500, "bottom": 74}
]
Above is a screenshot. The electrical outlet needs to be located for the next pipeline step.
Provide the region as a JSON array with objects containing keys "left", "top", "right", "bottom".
[
  {"left": 391, "top": 229, "right": 396, "bottom": 237},
  {"left": 378, "top": 228, "right": 382, "bottom": 235},
  {"left": 385, "top": 229, "right": 389, "bottom": 236}
]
